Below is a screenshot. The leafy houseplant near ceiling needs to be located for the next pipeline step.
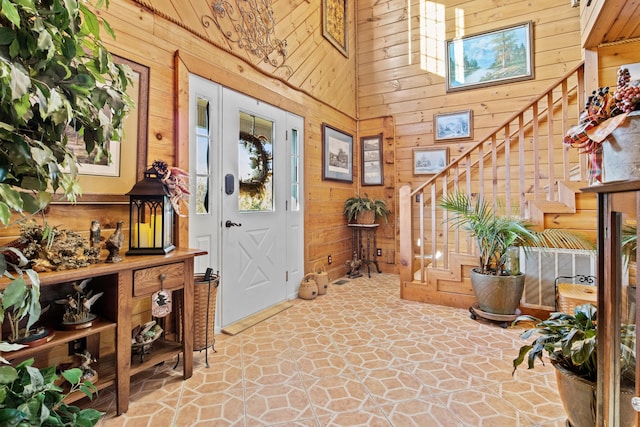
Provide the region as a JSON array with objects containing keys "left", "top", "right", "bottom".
[
  {"left": 512, "top": 304, "right": 636, "bottom": 427},
  {"left": 0, "top": 0, "right": 133, "bottom": 424},
  {"left": 344, "top": 194, "right": 390, "bottom": 224},
  {"left": 439, "top": 192, "right": 594, "bottom": 317}
]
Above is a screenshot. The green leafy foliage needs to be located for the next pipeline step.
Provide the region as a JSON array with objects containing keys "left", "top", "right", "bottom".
[
  {"left": 512, "top": 304, "right": 636, "bottom": 384},
  {"left": 0, "top": 2, "right": 128, "bottom": 423},
  {"left": 439, "top": 192, "right": 594, "bottom": 275},
  {"left": 0, "top": 358, "right": 103, "bottom": 426},
  {"left": 0, "top": 259, "right": 41, "bottom": 344},
  {"left": 343, "top": 193, "right": 390, "bottom": 223},
  {"left": 0, "top": 0, "right": 134, "bottom": 225}
]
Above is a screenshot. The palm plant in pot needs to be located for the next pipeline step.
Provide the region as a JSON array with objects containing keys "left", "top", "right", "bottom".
[
  {"left": 513, "top": 304, "right": 636, "bottom": 427},
  {"left": 344, "top": 193, "right": 390, "bottom": 224},
  {"left": 440, "top": 192, "right": 594, "bottom": 316}
]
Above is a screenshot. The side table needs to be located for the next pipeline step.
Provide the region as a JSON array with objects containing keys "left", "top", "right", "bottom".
[{"left": 348, "top": 224, "right": 382, "bottom": 278}]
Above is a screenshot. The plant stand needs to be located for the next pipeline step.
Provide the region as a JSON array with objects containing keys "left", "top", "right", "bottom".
[
  {"left": 348, "top": 224, "right": 381, "bottom": 278},
  {"left": 469, "top": 304, "right": 520, "bottom": 328}
]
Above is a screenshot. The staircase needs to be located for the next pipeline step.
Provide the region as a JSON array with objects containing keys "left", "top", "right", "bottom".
[{"left": 398, "top": 62, "right": 598, "bottom": 310}]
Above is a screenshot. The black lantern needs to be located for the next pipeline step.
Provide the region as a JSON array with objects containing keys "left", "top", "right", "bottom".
[{"left": 126, "top": 167, "right": 175, "bottom": 255}]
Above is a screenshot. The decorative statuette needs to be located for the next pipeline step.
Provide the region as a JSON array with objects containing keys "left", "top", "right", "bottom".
[
  {"left": 105, "top": 221, "right": 124, "bottom": 263},
  {"left": 56, "top": 278, "right": 103, "bottom": 329},
  {"left": 90, "top": 220, "right": 101, "bottom": 249},
  {"left": 75, "top": 350, "right": 98, "bottom": 383}
]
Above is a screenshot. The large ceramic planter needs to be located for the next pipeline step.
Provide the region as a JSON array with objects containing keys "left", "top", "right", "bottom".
[
  {"left": 469, "top": 268, "right": 524, "bottom": 315},
  {"left": 554, "top": 363, "right": 635, "bottom": 427}
]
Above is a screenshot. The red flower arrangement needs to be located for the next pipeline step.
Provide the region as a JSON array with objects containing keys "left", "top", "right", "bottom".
[{"left": 151, "top": 160, "right": 190, "bottom": 215}]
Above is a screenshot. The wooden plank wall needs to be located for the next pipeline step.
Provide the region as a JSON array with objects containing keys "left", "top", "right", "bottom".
[
  {"left": 1, "top": 0, "right": 634, "bottom": 289},
  {"left": 356, "top": 0, "right": 584, "bottom": 200},
  {"left": 0, "top": 0, "right": 383, "bottom": 283}
]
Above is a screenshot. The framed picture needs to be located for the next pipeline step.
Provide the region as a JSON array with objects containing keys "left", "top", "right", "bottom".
[
  {"left": 64, "top": 55, "right": 149, "bottom": 202},
  {"left": 361, "top": 134, "right": 383, "bottom": 186},
  {"left": 446, "top": 21, "right": 533, "bottom": 92},
  {"left": 322, "top": 123, "right": 353, "bottom": 182},
  {"left": 413, "top": 147, "right": 449, "bottom": 175},
  {"left": 323, "top": 0, "right": 348, "bottom": 57},
  {"left": 434, "top": 110, "right": 473, "bottom": 141}
]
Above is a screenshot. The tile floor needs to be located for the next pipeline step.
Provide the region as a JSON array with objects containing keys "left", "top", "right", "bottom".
[{"left": 88, "top": 273, "right": 568, "bottom": 426}]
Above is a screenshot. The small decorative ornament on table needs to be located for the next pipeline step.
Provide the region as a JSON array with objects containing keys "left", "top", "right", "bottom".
[
  {"left": 105, "top": 221, "right": 124, "bottom": 263},
  {"left": 90, "top": 220, "right": 101, "bottom": 249},
  {"left": 131, "top": 320, "right": 163, "bottom": 362},
  {"left": 564, "top": 67, "right": 640, "bottom": 183},
  {"left": 126, "top": 160, "right": 189, "bottom": 255},
  {"left": 56, "top": 278, "right": 104, "bottom": 330}
]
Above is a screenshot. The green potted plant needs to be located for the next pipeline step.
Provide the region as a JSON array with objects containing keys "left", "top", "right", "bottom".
[
  {"left": 0, "top": 1, "right": 133, "bottom": 424},
  {"left": 0, "top": 358, "right": 103, "bottom": 426},
  {"left": 439, "top": 192, "right": 594, "bottom": 315},
  {"left": 512, "top": 304, "right": 636, "bottom": 426},
  {"left": 343, "top": 193, "right": 390, "bottom": 224}
]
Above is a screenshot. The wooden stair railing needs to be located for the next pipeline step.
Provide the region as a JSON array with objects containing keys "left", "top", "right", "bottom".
[{"left": 399, "top": 62, "right": 587, "bottom": 291}]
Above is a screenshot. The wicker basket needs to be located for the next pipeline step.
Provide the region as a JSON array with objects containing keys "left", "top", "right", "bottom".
[
  {"left": 298, "top": 273, "right": 318, "bottom": 300},
  {"left": 356, "top": 210, "right": 375, "bottom": 224},
  {"left": 557, "top": 283, "right": 597, "bottom": 314},
  {"left": 193, "top": 272, "right": 219, "bottom": 351},
  {"left": 313, "top": 262, "right": 329, "bottom": 295}
]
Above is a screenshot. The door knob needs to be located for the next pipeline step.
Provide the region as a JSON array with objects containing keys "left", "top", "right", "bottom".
[{"left": 225, "top": 220, "right": 242, "bottom": 228}]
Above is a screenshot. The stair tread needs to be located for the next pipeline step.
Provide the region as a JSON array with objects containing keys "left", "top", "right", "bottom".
[
  {"left": 559, "top": 181, "right": 590, "bottom": 192},
  {"left": 529, "top": 200, "right": 576, "bottom": 213}
]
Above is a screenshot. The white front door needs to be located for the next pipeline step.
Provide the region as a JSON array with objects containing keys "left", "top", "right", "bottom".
[
  {"left": 219, "top": 89, "right": 299, "bottom": 326},
  {"left": 189, "top": 78, "right": 304, "bottom": 329}
]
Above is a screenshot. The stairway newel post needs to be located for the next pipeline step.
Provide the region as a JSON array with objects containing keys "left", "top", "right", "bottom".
[{"left": 399, "top": 185, "right": 413, "bottom": 289}]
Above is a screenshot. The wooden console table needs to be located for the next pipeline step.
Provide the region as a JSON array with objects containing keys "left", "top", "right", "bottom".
[{"left": 0, "top": 248, "right": 205, "bottom": 415}]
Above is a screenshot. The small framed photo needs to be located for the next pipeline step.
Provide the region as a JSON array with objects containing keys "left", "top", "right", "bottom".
[
  {"left": 434, "top": 110, "right": 473, "bottom": 141},
  {"left": 446, "top": 21, "right": 534, "bottom": 92},
  {"left": 361, "top": 134, "right": 383, "bottom": 186},
  {"left": 413, "top": 147, "right": 449, "bottom": 175},
  {"left": 322, "top": 123, "right": 353, "bottom": 182}
]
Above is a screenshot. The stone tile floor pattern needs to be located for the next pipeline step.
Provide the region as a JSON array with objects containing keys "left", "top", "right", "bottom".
[{"left": 85, "top": 273, "right": 567, "bottom": 426}]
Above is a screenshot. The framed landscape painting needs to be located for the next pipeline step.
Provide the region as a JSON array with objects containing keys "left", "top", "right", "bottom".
[
  {"left": 322, "top": 123, "right": 353, "bottom": 182},
  {"left": 434, "top": 110, "right": 473, "bottom": 141},
  {"left": 59, "top": 55, "right": 149, "bottom": 203},
  {"left": 413, "top": 147, "right": 449, "bottom": 175},
  {"left": 446, "top": 22, "right": 533, "bottom": 92}
]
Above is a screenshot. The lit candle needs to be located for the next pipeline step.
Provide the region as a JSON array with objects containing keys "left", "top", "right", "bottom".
[
  {"left": 133, "top": 222, "right": 150, "bottom": 248},
  {"left": 150, "top": 214, "right": 162, "bottom": 247}
]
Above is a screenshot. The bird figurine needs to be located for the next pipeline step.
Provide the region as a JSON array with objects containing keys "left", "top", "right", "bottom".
[
  {"left": 55, "top": 278, "right": 104, "bottom": 325},
  {"left": 105, "top": 221, "right": 124, "bottom": 263},
  {"left": 346, "top": 251, "right": 362, "bottom": 278},
  {"left": 90, "top": 220, "right": 101, "bottom": 249}
]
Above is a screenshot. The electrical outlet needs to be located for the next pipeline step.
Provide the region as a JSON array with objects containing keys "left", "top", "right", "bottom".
[
  {"left": 328, "top": 255, "right": 332, "bottom": 265},
  {"left": 68, "top": 338, "right": 86, "bottom": 356},
  {"left": 376, "top": 248, "right": 382, "bottom": 257}
]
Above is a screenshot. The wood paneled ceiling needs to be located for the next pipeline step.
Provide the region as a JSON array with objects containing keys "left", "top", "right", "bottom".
[{"left": 582, "top": 0, "right": 640, "bottom": 48}]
